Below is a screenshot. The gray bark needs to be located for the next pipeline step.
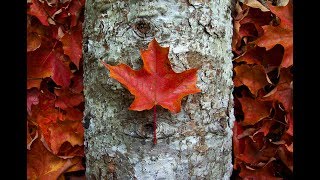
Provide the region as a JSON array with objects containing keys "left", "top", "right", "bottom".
[{"left": 83, "top": 0, "right": 235, "bottom": 179}]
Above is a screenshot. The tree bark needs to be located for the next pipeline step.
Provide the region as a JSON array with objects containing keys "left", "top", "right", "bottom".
[{"left": 83, "top": 0, "right": 235, "bottom": 179}]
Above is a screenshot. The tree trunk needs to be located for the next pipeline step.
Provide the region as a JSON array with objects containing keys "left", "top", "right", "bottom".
[{"left": 83, "top": 0, "right": 235, "bottom": 179}]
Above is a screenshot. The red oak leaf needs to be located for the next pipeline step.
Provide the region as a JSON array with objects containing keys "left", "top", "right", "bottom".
[
  {"left": 278, "top": 145, "right": 293, "bottom": 172},
  {"left": 253, "top": 120, "right": 275, "bottom": 137},
  {"left": 238, "top": 8, "right": 272, "bottom": 39},
  {"left": 60, "top": 23, "right": 83, "bottom": 69},
  {"left": 268, "top": 0, "right": 293, "bottom": 29},
  {"left": 240, "top": 8, "right": 272, "bottom": 27},
  {"left": 234, "top": 64, "right": 270, "bottom": 96},
  {"left": 239, "top": 22, "right": 257, "bottom": 38},
  {"left": 238, "top": 96, "right": 271, "bottom": 126},
  {"left": 263, "top": 68, "right": 292, "bottom": 135},
  {"left": 235, "top": 45, "right": 283, "bottom": 71},
  {"left": 27, "top": 139, "right": 82, "bottom": 179},
  {"left": 232, "top": 2, "right": 249, "bottom": 54},
  {"left": 232, "top": 6, "right": 272, "bottom": 55},
  {"left": 237, "top": 138, "right": 277, "bottom": 165},
  {"left": 238, "top": 163, "right": 282, "bottom": 180},
  {"left": 255, "top": 25, "right": 292, "bottom": 68},
  {"left": 103, "top": 38, "right": 201, "bottom": 113},
  {"left": 255, "top": 0, "right": 293, "bottom": 68}
]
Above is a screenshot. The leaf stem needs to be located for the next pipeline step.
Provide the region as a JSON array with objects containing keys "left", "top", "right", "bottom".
[{"left": 153, "top": 105, "right": 157, "bottom": 144}]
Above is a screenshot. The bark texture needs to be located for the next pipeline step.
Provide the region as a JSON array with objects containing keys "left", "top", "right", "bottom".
[{"left": 83, "top": 0, "right": 235, "bottom": 179}]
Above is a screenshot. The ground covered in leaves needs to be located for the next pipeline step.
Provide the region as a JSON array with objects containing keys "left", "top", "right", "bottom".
[
  {"left": 27, "top": 0, "right": 292, "bottom": 179},
  {"left": 232, "top": 0, "right": 293, "bottom": 179},
  {"left": 27, "top": 0, "right": 85, "bottom": 179}
]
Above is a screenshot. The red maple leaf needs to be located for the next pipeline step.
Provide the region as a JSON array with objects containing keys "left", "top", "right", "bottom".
[
  {"left": 28, "top": 0, "right": 51, "bottom": 26},
  {"left": 48, "top": 120, "right": 84, "bottom": 154},
  {"left": 27, "top": 139, "right": 83, "bottom": 179},
  {"left": 27, "top": 44, "right": 72, "bottom": 89},
  {"left": 68, "top": 0, "right": 85, "bottom": 27},
  {"left": 103, "top": 38, "right": 201, "bottom": 113},
  {"left": 54, "top": 87, "right": 84, "bottom": 110},
  {"left": 103, "top": 38, "right": 200, "bottom": 144},
  {"left": 60, "top": 23, "right": 83, "bottom": 69}
]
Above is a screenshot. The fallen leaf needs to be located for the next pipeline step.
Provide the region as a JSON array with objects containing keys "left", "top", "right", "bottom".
[
  {"left": 240, "top": 8, "right": 272, "bottom": 27},
  {"left": 255, "top": 25, "right": 292, "bottom": 68},
  {"left": 68, "top": 0, "right": 85, "bottom": 27},
  {"left": 48, "top": 120, "right": 84, "bottom": 154},
  {"left": 285, "top": 110, "right": 293, "bottom": 136},
  {"left": 239, "top": 163, "right": 282, "bottom": 180},
  {"left": 285, "top": 142, "right": 293, "bottom": 153},
  {"left": 278, "top": 145, "right": 293, "bottom": 172},
  {"left": 255, "top": 0, "right": 293, "bottom": 68},
  {"left": 239, "top": 23, "right": 259, "bottom": 38},
  {"left": 55, "top": 88, "right": 84, "bottom": 110},
  {"left": 237, "top": 127, "right": 256, "bottom": 139},
  {"left": 238, "top": 96, "right": 271, "bottom": 125},
  {"left": 237, "top": 138, "right": 277, "bottom": 165},
  {"left": 57, "top": 142, "right": 84, "bottom": 159},
  {"left": 30, "top": 86, "right": 63, "bottom": 150},
  {"left": 60, "top": 23, "right": 83, "bottom": 69},
  {"left": 103, "top": 38, "right": 201, "bottom": 113},
  {"left": 65, "top": 107, "right": 83, "bottom": 121},
  {"left": 267, "top": 0, "right": 293, "bottom": 29},
  {"left": 27, "top": 139, "right": 80, "bottom": 179},
  {"left": 28, "top": 0, "right": 61, "bottom": 26},
  {"left": 253, "top": 120, "right": 275, "bottom": 137},
  {"left": 263, "top": 68, "right": 292, "bottom": 109},
  {"left": 27, "top": 45, "right": 72, "bottom": 88},
  {"left": 234, "top": 64, "right": 270, "bottom": 96},
  {"left": 27, "top": 32, "right": 42, "bottom": 52},
  {"left": 276, "top": 0, "right": 289, "bottom": 6},
  {"left": 27, "top": 121, "right": 39, "bottom": 150},
  {"left": 64, "top": 156, "right": 85, "bottom": 173},
  {"left": 28, "top": 0, "right": 50, "bottom": 26},
  {"left": 234, "top": 45, "right": 283, "bottom": 74},
  {"left": 70, "top": 73, "right": 84, "bottom": 93},
  {"left": 240, "top": 0, "right": 269, "bottom": 12},
  {"left": 232, "top": 2, "right": 249, "bottom": 54},
  {"left": 45, "top": 0, "right": 59, "bottom": 6}
]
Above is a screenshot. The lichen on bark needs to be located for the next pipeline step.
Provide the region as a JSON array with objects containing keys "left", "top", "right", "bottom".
[{"left": 83, "top": 0, "right": 235, "bottom": 179}]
